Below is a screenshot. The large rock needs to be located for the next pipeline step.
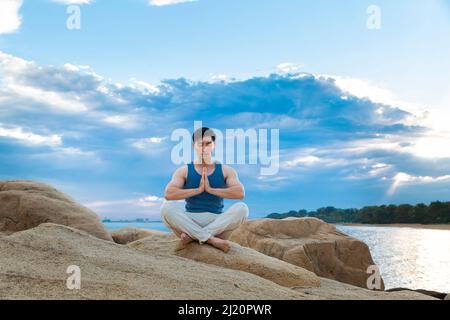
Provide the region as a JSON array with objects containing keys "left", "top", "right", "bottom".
[
  {"left": 128, "top": 232, "right": 321, "bottom": 288},
  {"left": 386, "top": 288, "right": 447, "bottom": 300},
  {"left": 229, "top": 217, "right": 384, "bottom": 290},
  {"left": 291, "top": 277, "right": 435, "bottom": 300},
  {"left": 0, "top": 223, "right": 312, "bottom": 300},
  {"left": 0, "top": 223, "right": 435, "bottom": 300},
  {"left": 0, "top": 180, "right": 112, "bottom": 241}
]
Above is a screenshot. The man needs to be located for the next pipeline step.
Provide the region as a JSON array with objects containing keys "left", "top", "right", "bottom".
[{"left": 161, "top": 127, "right": 249, "bottom": 253}]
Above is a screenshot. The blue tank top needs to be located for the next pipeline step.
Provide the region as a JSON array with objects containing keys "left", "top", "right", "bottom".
[{"left": 184, "top": 161, "right": 225, "bottom": 214}]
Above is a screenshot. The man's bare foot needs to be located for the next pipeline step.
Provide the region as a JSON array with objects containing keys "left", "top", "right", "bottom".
[
  {"left": 174, "top": 233, "right": 195, "bottom": 251},
  {"left": 206, "top": 236, "right": 231, "bottom": 253},
  {"left": 180, "top": 232, "right": 194, "bottom": 245}
]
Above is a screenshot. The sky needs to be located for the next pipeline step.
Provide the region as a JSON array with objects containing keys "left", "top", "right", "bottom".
[{"left": 1, "top": 0, "right": 450, "bottom": 219}]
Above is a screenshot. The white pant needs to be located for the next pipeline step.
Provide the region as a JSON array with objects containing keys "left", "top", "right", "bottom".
[{"left": 160, "top": 200, "right": 249, "bottom": 243}]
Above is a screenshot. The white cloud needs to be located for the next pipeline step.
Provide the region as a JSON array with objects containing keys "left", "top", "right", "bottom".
[
  {"left": 6, "top": 82, "right": 89, "bottom": 112},
  {"left": 388, "top": 172, "right": 450, "bottom": 195},
  {"left": 284, "top": 155, "right": 321, "bottom": 168},
  {"left": 86, "top": 195, "right": 164, "bottom": 208},
  {"left": 281, "top": 146, "right": 372, "bottom": 171},
  {"left": 84, "top": 195, "right": 165, "bottom": 219},
  {"left": 0, "top": 124, "right": 62, "bottom": 147},
  {"left": 277, "top": 62, "right": 303, "bottom": 73},
  {"left": 284, "top": 155, "right": 370, "bottom": 170},
  {"left": 369, "top": 163, "right": 390, "bottom": 176},
  {"left": 0, "top": 0, "right": 93, "bottom": 35},
  {"left": 281, "top": 131, "right": 450, "bottom": 188},
  {"left": 337, "top": 133, "right": 450, "bottom": 161},
  {"left": 343, "top": 162, "right": 393, "bottom": 181},
  {"left": 58, "top": 147, "right": 95, "bottom": 157},
  {"left": 0, "top": 51, "right": 163, "bottom": 141},
  {"left": 149, "top": 0, "right": 198, "bottom": 6},
  {"left": 128, "top": 78, "right": 160, "bottom": 94},
  {"left": 210, "top": 73, "right": 228, "bottom": 82},
  {"left": 404, "top": 131, "right": 450, "bottom": 159},
  {"left": 132, "top": 137, "right": 166, "bottom": 150},
  {"left": 0, "top": 51, "right": 34, "bottom": 75},
  {"left": 220, "top": 112, "right": 314, "bottom": 129},
  {"left": 102, "top": 114, "right": 140, "bottom": 129},
  {"left": 420, "top": 84, "right": 450, "bottom": 133},
  {"left": 0, "top": 51, "right": 90, "bottom": 112},
  {"left": 63, "top": 63, "right": 81, "bottom": 72},
  {"left": 131, "top": 137, "right": 168, "bottom": 156},
  {"left": 1, "top": 50, "right": 450, "bottom": 216},
  {"left": 0, "top": 0, "right": 23, "bottom": 34},
  {"left": 137, "top": 195, "right": 165, "bottom": 207},
  {"left": 321, "top": 74, "right": 429, "bottom": 126},
  {"left": 0, "top": 124, "right": 98, "bottom": 163}
]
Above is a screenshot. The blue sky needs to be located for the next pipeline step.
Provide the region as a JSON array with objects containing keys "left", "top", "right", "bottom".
[{"left": 1, "top": 0, "right": 450, "bottom": 219}]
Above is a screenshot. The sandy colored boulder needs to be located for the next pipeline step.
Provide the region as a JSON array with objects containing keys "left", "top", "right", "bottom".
[
  {"left": 386, "top": 288, "right": 447, "bottom": 300},
  {"left": 128, "top": 233, "right": 321, "bottom": 288},
  {"left": 291, "top": 277, "right": 435, "bottom": 300},
  {"left": 0, "top": 223, "right": 311, "bottom": 300},
  {"left": 229, "top": 217, "right": 384, "bottom": 289},
  {"left": 0, "top": 180, "right": 112, "bottom": 241},
  {"left": 111, "top": 228, "right": 167, "bottom": 244}
]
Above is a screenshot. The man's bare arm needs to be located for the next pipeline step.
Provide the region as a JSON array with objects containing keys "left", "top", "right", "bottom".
[
  {"left": 164, "top": 166, "right": 203, "bottom": 200},
  {"left": 205, "top": 166, "right": 245, "bottom": 200}
]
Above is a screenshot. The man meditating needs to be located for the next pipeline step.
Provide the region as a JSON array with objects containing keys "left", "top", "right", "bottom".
[{"left": 160, "top": 127, "right": 249, "bottom": 253}]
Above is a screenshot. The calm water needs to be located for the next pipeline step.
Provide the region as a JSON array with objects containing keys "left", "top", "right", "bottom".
[
  {"left": 104, "top": 222, "right": 450, "bottom": 293},
  {"left": 104, "top": 221, "right": 168, "bottom": 232},
  {"left": 336, "top": 225, "right": 450, "bottom": 293}
]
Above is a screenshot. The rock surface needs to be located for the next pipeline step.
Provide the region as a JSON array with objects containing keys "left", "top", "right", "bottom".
[
  {"left": 229, "top": 217, "right": 384, "bottom": 289},
  {"left": 291, "top": 277, "right": 434, "bottom": 300},
  {"left": 386, "top": 288, "right": 448, "bottom": 300},
  {"left": 0, "top": 180, "right": 112, "bottom": 241},
  {"left": 0, "top": 223, "right": 435, "bottom": 300},
  {"left": 111, "top": 228, "right": 165, "bottom": 244},
  {"left": 128, "top": 232, "right": 321, "bottom": 288},
  {"left": 0, "top": 223, "right": 315, "bottom": 300}
]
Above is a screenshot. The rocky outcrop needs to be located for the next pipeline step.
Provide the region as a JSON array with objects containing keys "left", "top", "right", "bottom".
[
  {"left": 128, "top": 232, "right": 321, "bottom": 288},
  {"left": 0, "top": 223, "right": 436, "bottom": 300},
  {"left": 386, "top": 288, "right": 448, "bottom": 300},
  {"left": 291, "top": 277, "right": 435, "bottom": 300},
  {"left": 229, "top": 217, "right": 384, "bottom": 289},
  {"left": 0, "top": 180, "right": 112, "bottom": 241},
  {"left": 0, "top": 223, "right": 315, "bottom": 300}
]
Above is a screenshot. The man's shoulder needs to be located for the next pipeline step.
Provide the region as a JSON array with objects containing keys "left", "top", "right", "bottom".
[
  {"left": 174, "top": 165, "right": 188, "bottom": 177},
  {"left": 220, "top": 164, "right": 238, "bottom": 177}
]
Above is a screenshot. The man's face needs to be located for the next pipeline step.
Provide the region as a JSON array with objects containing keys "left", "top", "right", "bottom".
[{"left": 194, "top": 136, "right": 215, "bottom": 161}]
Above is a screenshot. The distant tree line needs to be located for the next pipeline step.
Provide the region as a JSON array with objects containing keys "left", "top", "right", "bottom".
[{"left": 266, "top": 201, "right": 450, "bottom": 224}]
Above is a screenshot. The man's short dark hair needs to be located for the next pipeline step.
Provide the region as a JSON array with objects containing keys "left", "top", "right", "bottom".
[{"left": 192, "top": 127, "right": 216, "bottom": 143}]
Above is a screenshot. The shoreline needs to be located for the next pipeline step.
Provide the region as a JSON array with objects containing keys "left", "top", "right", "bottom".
[{"left": 335, "top": 223, "right": 450, "bottom": 230}]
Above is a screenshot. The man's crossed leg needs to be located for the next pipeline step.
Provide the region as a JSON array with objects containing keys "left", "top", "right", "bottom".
[{"left": 160, "top": 201, "right": 249, "bottom": 252}]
